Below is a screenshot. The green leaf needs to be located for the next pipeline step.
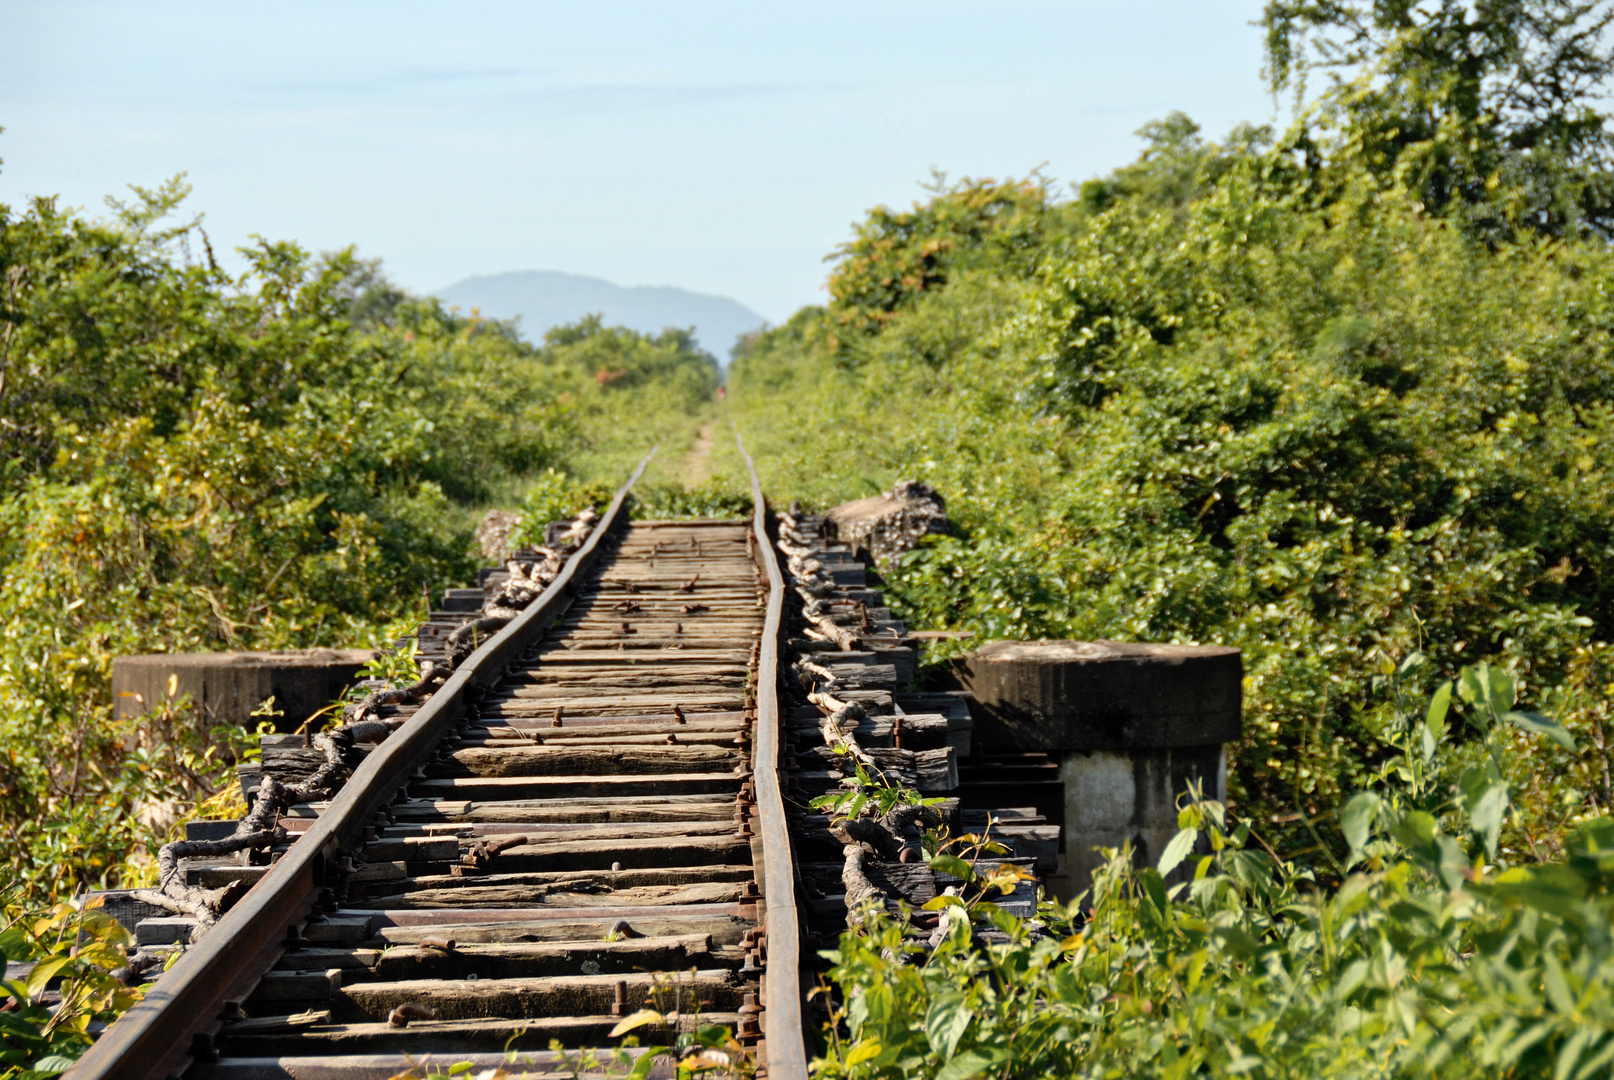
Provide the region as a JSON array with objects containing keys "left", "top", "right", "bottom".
[
  {"left": 1555, "top": 1026, "right": 1591, "bottom": 1080},
  {"left": 929, "top": 854, "right": 977, "bottom": 883},
  {"left": 1223, "top": 849, "right": 1276, "bottom": 894},
  {"left": 1490, "top": 864, "right": 1590, "bottom": 916},
  {"left": 1393, "top": 810, "right": 1439, "bottom": 849},
  {"left": 1211, "top": 923, "right": 1262, "bottom": 959},
  {"left": 1339, "top": 792, "right": 1380, "bottom": 858},
  {"left": 29, "top": 1055, "right": 80, "bottom": 1077},
  {"left": 25, "top": 958, "right": 71, "bottom": 998},
  {"left": 1458, "top": 767, "right": 1509, "bottom": 860},
  {"left": 844, "top": 1040, "right": 884, "bottom": 1067},
  {"left": 924, "top": 992, "right": 972, "bottom": 1059},
  {"left": 936, "top": 1048, "right": 1002, "bottom": 1080},
  {"left": 1425, "top": 680, "right": 1452, "bottom": 743},
  {"left": 1157, "top": 827, "right": 1199, "bottom": 877},
  {"left": 1140, "top": 867, "right": 1170, "bottom": 919},
  {"left": 625, "top": 1050, "right": 666, "bottom": 1079},
  {"left": 0, "top": 927, "right": 32, "bottom": 963},
  {"left": 608, "top": 1009, "right": 664, "bottom": 1038},
  {"left": 1489, "top": 664, "right": 1517, "bottom": 712},
  {"left": 1543, "top": 953, "right": 1577, "bottom": 1016},
  {"left": 1503, "top": 710, "right": 1577, "bottom": 750}
]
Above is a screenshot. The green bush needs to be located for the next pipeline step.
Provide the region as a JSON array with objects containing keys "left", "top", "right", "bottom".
[
  {"left": 0, "top": 178, "right": 608, "bottom": 903},
  {"left": 731, "top": 153, "right": 1614, "bottom": 858},
  {"left": 630, "top": 481, "right": 754, "bottom": 521},
  {"left": 816, "top": 663, "right": 1614, "bottom": 1080},
  {"left": 0, "top": 171, "right": 728, "bottom": 903}
]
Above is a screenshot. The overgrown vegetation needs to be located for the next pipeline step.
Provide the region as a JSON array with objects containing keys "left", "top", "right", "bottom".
[
  {"left": 13, "top": 2, "right": 1614, "bottom": 1074},
  {"left": 0, "top": 172, "right": 721, "bottom": 912},
  {"left": 731, "top": 2, "right": 1614, "bottom": 861},
  {"left": 0, "top": 900, "right": 144, "bottom": 1076},
  {"left": 819, "top": 661, "right": 1614, "bottom": 1080},
  {"left": 720, "top": 3, "right": 1614, "bottom": 1075}
]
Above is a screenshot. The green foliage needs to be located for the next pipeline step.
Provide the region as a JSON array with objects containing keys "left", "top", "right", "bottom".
[
  {"left": 808, "top": 756, "right": 946, "bottom": 846},
  {"left": 732, "top": 143, "right": 1614, "bottom": 855},
  {"left": 825, "top": 173, "right": 1058, "bottom": 343},
  {"left": 0, "top": 170, "right": 727, "bottom": 906},
  {"left": 816, "top": 667, "right": 1614, "bottom": 1079},
  {"left": 1261, "top": 0, "right": 1614, "bottom": 236},
  {"left": 0, "top": 178, "right": 708, "bottom": 904},
  {"left": 543, "top": 315, "right": 720, "bottom": 413},
  {"left": 735, "top": 16, "right": 1614, "bottom": 1073},
  {"left": 0, "top": 899, "right": 141, "bottom": 1078},
  {"left": 629, "top": 480, "right": 754, "bottom": 521},
  {"left": 507, "top": 468, "right": 619, "bottom": 550},
  {"left": 1076, "top": 112, "right": 1270, "bottom": 219}
]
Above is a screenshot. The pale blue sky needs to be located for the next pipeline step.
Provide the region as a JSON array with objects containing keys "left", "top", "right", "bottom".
[{"left": 1, "top": 1, "right": 1276, "bottom": 322}]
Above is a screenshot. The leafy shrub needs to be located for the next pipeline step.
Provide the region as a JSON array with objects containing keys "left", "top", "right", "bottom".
[
  {"left": 732, "top": 151, "right": 1614, "bottom": 856},
  {"left": 507, "top": 468, "right": 619, "bottom": 550},
  {"left": 0, "top": 178, "right": 597, "bottom": 902},
  {"left": 826, "top": 174, "right": 1057, "bottom": 342},
  {"left": 0, "top": 898, "right": 141, "bottom": 1077},
  {"left": 816, "top": 663, "right": 1614, "bottom": 1080},
  {"left": 630, "top": 481, "right": 754, "bottom": 521}
]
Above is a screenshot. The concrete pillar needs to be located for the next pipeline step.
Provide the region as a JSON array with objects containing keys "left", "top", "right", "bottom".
[
  {"left": 112, "top": 650, "right": 377, "bottom": 734},
  {"left": 954, "top": 640, "right": 1241, "bottom": 902}
]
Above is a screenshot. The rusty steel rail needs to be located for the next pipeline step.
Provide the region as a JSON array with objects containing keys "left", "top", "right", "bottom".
[
  {"left": 67, "top": 450, "right": 657, "bottom": 1080},
  {"left": 735, "top": 428, "right": 810, "bottom": 1080}
]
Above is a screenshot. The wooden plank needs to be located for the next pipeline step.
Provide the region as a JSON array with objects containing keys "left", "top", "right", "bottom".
[
  {"left": 196, "top": 1048, "right": 656, "bottom": 1080},
  {"left": 366, "top": 913, "right": 751, "bottom": 947},
  {"left": 351, "top": 901, "right": 750, "bottom": 926},
  {"left": 276, "top": 935, "right": 716, "bottom": 980},
  {"left": 434, "top": 744, "right": 742, "bottom": 778},
  {"left": 214, "top": 1016, "right": 738, "bottom": 1057},
  {"left": 378, "top": 820, "right": 742, "bottom": 841},
  {"left": 335, "top": 968, "right": 744, "bottom": 1021},
  {"left": 410, "top": 773, "right": 742, "bottom": 800},
  {"left": 370, "top": 880, "right": 746, "bottom": 910}
]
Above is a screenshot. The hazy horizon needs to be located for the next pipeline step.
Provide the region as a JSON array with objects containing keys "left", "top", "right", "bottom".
[
  {"left": 436, "top": 269, "right": 767, "bottom": 360},
  {"left": 1, "top": 1, "right": 1276, "bottom": 323}
]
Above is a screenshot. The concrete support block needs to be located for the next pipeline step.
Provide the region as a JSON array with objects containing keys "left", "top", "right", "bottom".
[
  {"left": 112, "top": 649, "right": 376, "bottom": 734},
  {"left": 954, "top": 640, "right": 1240, "bottom": 902},
  {"left": 1056, "top": 745, "right": 1225, "bottom": 900}
]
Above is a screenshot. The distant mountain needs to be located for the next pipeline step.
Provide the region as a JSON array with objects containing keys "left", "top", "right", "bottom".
[{"left": 434, "top": 271, "right": 767, "bottom": 363}]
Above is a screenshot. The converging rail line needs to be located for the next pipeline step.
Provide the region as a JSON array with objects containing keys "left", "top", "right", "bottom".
[
  {"left": 70, "top": 445, "right": 809, "bottom": 1080},
  {"left": 70, "top": 435, "right": 1067, "bottom": 1080}
]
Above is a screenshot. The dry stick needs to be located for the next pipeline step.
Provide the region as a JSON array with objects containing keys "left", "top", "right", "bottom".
[
  {"left": 833, "top": 833, "right": 887, "bottom": 920},
  {"left": 129, "top": 883, "right": 242, "bottom": 929}
]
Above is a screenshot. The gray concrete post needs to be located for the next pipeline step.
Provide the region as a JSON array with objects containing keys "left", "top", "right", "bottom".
[
  {"left": 953, "top": 640, "right": 1241, "bottom": 902},
  {"left": 112, "top": 649, "right": 377, "bottom": 734}
]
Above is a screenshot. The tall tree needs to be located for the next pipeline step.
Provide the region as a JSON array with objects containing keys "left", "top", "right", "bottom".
[{"left": 1264, "top": 0, "right": 1614, "bottom": 234}]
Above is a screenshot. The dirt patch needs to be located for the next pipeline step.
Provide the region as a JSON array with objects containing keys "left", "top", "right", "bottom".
[{"left": 681, "top": 420, "right": 718, "bottom": 486}]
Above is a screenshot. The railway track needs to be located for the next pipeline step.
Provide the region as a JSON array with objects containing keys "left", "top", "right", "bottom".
[
  {"left": 71, "top": 447, "right": 807, "bottom": 1080},
  {"left": 70, "top": 438, "right": 1062, "bottom": 1080}
]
